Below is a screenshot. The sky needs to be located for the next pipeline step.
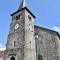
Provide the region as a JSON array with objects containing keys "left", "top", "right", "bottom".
[{"left": 0, "top": 0, "right": 60, "bottom": 51}]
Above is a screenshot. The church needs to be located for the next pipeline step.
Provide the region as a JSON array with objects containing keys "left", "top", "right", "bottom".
[{"left": 3, "top": 0, "right": 60, "bottom": 60}]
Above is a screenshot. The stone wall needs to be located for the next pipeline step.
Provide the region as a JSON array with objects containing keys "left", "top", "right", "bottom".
[{"left": 34, "top": 25, "right": 60, "bottom": 60}]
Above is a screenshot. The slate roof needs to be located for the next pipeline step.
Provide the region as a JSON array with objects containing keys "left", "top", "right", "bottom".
[
  {"left": 34, "top": 25, "right": 60, "bottom": 39},
  {"left": 11, "top": 7, "right": 36, "bottom": 18},
  {"left": 11, "top": 0, "right": 36, "bottom": 18},
  {"left": 18, "top": 0, "right": 27, "bottom": 10}
]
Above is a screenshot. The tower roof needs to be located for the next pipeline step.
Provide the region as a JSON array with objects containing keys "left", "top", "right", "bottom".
[
  {"left": 18, "top": 0, "right": 27, "bottom": 10},
  {"left": 11, "top": 0, "right": 36, "bottom": 18}
]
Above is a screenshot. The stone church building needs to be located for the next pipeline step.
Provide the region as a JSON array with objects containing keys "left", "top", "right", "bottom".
[{"left": 3, "top": 0, "right": 60, "bottom": 60}]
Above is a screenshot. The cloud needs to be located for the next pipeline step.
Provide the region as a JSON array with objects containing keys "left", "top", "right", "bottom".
[
  {"left": 52, "top": 26, "right": 60, "bottom": 34},
  {"left": 0, "top": 43, "right": 6, "bottom": 51}
]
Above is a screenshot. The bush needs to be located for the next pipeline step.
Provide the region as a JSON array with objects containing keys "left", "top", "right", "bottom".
[{"left": 38, "top": 54, "right": 43, "bottom": 60}]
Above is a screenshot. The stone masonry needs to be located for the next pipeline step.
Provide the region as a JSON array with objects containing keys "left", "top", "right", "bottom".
[
  {"left": 34, "top": 25, "right": 60, "bottom": 60},
  {"left": 3, "top": 0, "right": 60, "bottom": 60}
]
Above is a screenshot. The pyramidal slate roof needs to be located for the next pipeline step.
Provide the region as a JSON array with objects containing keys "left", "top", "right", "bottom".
[
  {"left": 11, "top": 0, "right": 36, "bottom": 18},
  {"left": 18, "top": 0, "right": 27, "bottom": 10}
]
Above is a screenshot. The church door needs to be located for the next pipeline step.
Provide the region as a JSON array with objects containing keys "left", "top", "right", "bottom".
[{"left": 10, "top": 57, "right": 15, "bottom": 60}]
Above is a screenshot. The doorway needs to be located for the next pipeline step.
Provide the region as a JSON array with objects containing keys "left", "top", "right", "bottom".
[{"left": 10, "top": 57, "right": 15, "bottom": 60}]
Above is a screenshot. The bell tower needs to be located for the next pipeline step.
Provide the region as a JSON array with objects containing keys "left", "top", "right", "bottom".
[{"left": 4, "top": 0, "right": 36, "bottom": 60}]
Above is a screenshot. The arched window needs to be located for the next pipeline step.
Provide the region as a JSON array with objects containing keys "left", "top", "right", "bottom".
[{"left": 10, "top": 57, "right": 15, "bottom": 60}]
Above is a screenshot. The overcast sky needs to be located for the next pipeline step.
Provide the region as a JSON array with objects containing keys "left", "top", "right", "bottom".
[{"left": 0, "top": 0, "right": 60, "bottom": 50}]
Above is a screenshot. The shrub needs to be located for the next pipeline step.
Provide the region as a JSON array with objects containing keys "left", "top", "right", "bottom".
[{"left": 38, "top": 54, "right": 43, "bottom": 60}]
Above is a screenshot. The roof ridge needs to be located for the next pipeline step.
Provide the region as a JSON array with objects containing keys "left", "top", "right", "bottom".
[{"left": 34, "top": 25, "right": 60, "bottom": 39}]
